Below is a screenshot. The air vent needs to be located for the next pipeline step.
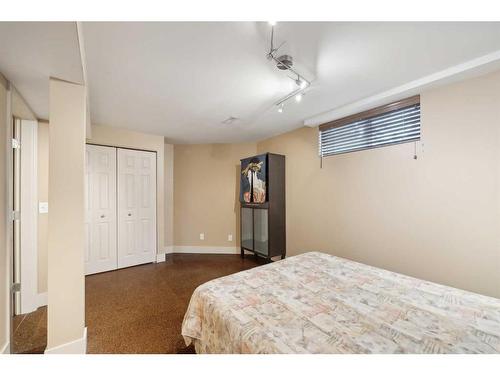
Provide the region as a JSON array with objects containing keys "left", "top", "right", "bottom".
[{"left": 221, "top": 116, "right": 240, "bottom": 125}]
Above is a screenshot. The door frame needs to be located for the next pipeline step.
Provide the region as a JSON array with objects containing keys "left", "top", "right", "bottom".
[{"left": 4, "top": 85, "right": 13, "bottom": 354}]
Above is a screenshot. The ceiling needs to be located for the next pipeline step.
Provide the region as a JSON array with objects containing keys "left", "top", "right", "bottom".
[
  {"left": 0, "top": 22, "right": 84, "bottom": 119},
  {"left": 1, "top": 22, "right": 500, "bottom": 143}
]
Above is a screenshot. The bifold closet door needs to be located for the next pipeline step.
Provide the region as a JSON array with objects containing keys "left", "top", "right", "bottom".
[
  {"left": 117, "top": 148, "right": 157, "bottom": 268},
  {"left": 85, "top": 145, "right": 118, "bottom": 275}
]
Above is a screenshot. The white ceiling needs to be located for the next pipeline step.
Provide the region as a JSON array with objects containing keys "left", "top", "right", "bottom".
[
  {"left": 1, "top": 22, "right": 500, "bottom": 143},
  {"left": 0, "top": 22, "right": 84, "bottom": 119}
]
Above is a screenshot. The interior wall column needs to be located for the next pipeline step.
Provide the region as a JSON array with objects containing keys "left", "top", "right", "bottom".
[{"left": 46, "top": 78, "right": 86, "bottom": 353}]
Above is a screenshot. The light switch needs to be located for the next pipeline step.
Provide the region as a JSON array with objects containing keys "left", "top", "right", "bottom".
[
  {"left": 199, "top": 233, "right": 205, "bottom": 240},
  {"left": 39, "top": 202, "right": 49, "bottom": 214},
  {"left": 228, "top": 234, "right": 233, "bottom": 242}
]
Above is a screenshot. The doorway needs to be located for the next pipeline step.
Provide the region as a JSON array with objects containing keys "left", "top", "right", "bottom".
[{"left": 10, "top": 117, "right": 47, "bottom": 354}]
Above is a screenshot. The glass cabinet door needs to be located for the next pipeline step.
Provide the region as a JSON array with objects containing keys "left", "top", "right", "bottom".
[
  {"left": 253, "top": 209, "right": 268, "bottom": 255},
  {"left": 241, "top": 207, "right": 253, "bottom": 250}
]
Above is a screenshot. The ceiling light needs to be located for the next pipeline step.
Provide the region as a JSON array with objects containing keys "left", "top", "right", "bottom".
[
  {"left": 268, "top": 21, "right": 277, "bottom": 26},
  {"left": 267, "top": 25, "right": 311, "bottom": 109}
]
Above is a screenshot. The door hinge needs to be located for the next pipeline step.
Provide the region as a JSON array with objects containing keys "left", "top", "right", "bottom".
[
  {"left": 12, "top": 138, "right": 20, "bottom": 149},
  {"left": 11, "top": 283, "right": 21, "bottom": 293},
  {"left": 11, "top": 210, "right": 20, "bottom": 221}
]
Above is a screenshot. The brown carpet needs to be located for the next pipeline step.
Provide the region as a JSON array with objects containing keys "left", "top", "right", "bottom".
[
  {"left": 12, "top": 306, "right": 47, "bottom": 354},
  {"left": 85, "top": 253, "right": 264, "bottom": 353},
  {"left": 11, "top": 253, "right": 264, "bottom": 354}
]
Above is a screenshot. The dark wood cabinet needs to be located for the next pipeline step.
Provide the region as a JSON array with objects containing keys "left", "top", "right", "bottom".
[{"left": 240, "top": 153, "right": 285, "bottom": 260}]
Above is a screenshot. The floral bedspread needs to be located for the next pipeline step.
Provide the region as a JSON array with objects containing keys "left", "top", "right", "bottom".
[{"left": 181, "top": 252, "right": 500, "bottom": 353}]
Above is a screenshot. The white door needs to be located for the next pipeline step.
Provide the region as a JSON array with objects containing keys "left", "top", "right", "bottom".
[
  {"left": 117, "top": 148, "right": 157, "bottom": 268},
  {"left": 85, "top": 145, "right": 118, "bottom": 275},
  {"left": 18, "top": 120, "right": 39, "bottom": 314}
]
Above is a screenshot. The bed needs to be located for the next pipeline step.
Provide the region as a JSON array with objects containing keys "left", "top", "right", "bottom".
[{"left": 181, "top": 252, "right": 500, "bottom": 353}]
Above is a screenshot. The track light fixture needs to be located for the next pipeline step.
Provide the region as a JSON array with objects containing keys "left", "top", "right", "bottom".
[
  {"left": 297, "top": 78, "right": 307, "bottom": 90},
  {"left": 267, "top": 22, "right": 310, "bottom": 112}
]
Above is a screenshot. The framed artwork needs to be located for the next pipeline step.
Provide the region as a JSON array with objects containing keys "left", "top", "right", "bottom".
[{"left": 240, "top": 154, "right": 267, "bottom": 203}]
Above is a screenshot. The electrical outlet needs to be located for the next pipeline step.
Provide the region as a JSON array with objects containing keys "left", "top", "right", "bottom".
[
  {"left": 228, "top": 234, "right": 233, "bottom": 242},
  {"left": 199, "top": 233, "right": 205, "bottom": 240}
]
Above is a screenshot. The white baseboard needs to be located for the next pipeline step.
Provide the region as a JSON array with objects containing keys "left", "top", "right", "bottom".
[
  {"left": 45, "top": 327, "right": 87, "bottom": 354},
  {"left": 20, "top": 292, "right": 48, "bottom": 315},
  {"left": 36, "top": 292, "right": 48, "bottom": 308},
  {"left": 173, "top": 246, "right": 239, "bottom": 254},
  {"left": 156, "top": 253, "right": 166, "bottom": 263},
  {"left": 1, "top": 341, "right": 10, "bottom": 354},
  {"left": 164, "top": 245, "right": 173, "bottom": 254}
]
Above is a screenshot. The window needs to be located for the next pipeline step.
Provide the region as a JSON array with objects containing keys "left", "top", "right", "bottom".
[{"left": 319, "top": 95, "right": 420, "bottom": 157}]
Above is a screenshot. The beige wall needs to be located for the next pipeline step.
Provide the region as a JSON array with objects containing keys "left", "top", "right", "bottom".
[
  {"left": 0, "top": 74, "right": 10, "bottom": 352},
  {"left": 164, "top": 143, "right": 174, "bottom": 248},
  {"left": 173, "top": 70, "right": 500, "bottom": 299},
  {"left": 11, "top": 87, "right": 36, "bottom": 121},
  {"left": 256, "top": 70, "right": 500, "bottom": 298},
  {"left": 174, "top": 142, "right": 257, "bottom": 247},
  {"left": 47, "top": 78, "right": 86, "bottom": 350},
  {"left": 37, "top": 121, "right": 49, "bottom": 294},
  {"left": 87, "top": 124, "right": 171, "bottom": 252}
]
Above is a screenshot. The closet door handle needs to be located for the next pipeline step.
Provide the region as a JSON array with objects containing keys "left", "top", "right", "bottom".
[
  {"left": 100, "top": 214, "right": 105, "bottom": 218},
  {"left": 128, "top": 213, "right": 132, "bottom": 217}
]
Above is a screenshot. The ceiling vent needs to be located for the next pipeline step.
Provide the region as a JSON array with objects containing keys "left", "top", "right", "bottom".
[{"left": 221, "top": 116, "right": 240, "bottom": 125}]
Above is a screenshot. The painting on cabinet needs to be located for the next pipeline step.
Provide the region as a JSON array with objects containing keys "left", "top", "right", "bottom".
[{"left": 240, "top": 154, "right": 267, "bottom": 203}]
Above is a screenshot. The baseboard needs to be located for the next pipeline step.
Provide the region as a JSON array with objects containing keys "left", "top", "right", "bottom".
[
  {"left": 45, "top": 327, "right": 87, "bottom": 354},
  {"left": 36, "top": 292, "right": 48, "bottom": 308},
  {"left": 164, "top": 245, "right": 173, "bottom": 254},
  {"left": 156, "top": 253, "right": 166, "bottom": 263},
  {"left": 1, "top": 341, "right": 10, "bottom": 354},
  {"left": 173, "top": 246, "right": 239, "bottom": 254}
]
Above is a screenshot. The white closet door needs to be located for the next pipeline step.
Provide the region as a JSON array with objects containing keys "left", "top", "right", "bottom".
[
  {"left": 85, "top": 145, "right": 118, "bottom": 275},
  {"left": 117, "top": 148, "right": 157, "bottom": 268}
]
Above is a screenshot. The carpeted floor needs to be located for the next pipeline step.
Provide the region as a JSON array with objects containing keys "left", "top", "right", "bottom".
[
  {"left": 85, "top": 253, "right": 264, "bottom": 353},
  {"left": 12, "top": 253, "right": 264, "bottom": 354},
  {"left": 12, "top": 306, "right": 47, "bottom": 354}
]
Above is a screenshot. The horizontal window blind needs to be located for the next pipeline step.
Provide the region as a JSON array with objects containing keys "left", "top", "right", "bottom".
[{"left": 319, "top": 97, "right": 421, "bottom": 157}]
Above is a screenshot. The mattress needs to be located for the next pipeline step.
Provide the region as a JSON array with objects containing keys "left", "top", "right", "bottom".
[{"left": 181, "top": 252, "right": 500, "bottom": 353}]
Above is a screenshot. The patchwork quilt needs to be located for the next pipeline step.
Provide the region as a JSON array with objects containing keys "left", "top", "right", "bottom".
[{"left": 181, "top": 252, "right": 500, "bottom": 353}]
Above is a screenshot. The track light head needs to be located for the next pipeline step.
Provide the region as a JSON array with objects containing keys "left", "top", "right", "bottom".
[{"left": 296, "top": 79, "right": 308, "bottom": 89}]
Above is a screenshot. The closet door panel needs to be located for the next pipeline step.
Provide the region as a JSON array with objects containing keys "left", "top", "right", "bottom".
[
  {"left": 84, "top": 145, "right": 118, "bottom": 275},
  {"left": 117, "top": 148, "right": 156, "bottom": 268}
]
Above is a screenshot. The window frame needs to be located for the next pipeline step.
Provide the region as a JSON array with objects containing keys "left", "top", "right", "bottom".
[{"left": 318, "top": 95, "right": 421, "bottom": 157}]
